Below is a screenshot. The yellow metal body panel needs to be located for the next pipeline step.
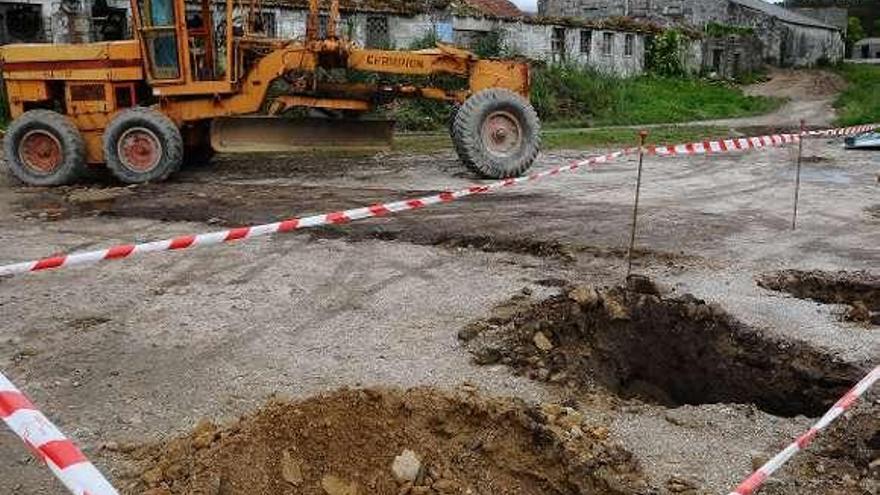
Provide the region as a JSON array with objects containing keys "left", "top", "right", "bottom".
[
  {"left": 0, "top": 40, "right": 140, "bottom": 63},
  {"left": 347, "top": 49, "right": 470, "bottom": 77},
  {"left": 3, "top": 67, "right": 143, "bottom": 82},
  {"left": 159, "top": 47, "right": 318, "bottom": 122},
  {"left": 469, "top": 60, "right": 530, "bottom": 97}
]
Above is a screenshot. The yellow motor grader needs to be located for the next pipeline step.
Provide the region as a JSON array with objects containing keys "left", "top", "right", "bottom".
[{"left": 0, "top": 0, "right": 540, "bottom": 186}]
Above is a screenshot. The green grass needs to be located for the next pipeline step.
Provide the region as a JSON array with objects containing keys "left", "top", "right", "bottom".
[
  {"left": 542, "top": 125, "right": 733, "bottom": 150},
  {"left": 598, "top": 77, "right": 783, "bottom": 126},
  {"left": 395, "top": 125, "right": 733, "bottom": 154},
  {"left": 834, "top": 64, "right": 880, "bottom": 126},
  {"left": 530, "top": 65, "right": 784, "bottom": 129}
]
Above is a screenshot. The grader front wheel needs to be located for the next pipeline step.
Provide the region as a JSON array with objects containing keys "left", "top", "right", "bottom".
[
  {"left": 452, "top": 89, "right": 541, "bottom": 179},
  {"left": 3, "top": 110, "right": 87, "bottom": 186}
]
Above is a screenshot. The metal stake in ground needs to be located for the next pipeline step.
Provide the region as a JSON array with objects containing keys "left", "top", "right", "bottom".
[
  {"left": 792, "top": 120, "right": 806, "bottom": 230},
  {"left": 626, "top": 131, "right": 649, "bottom": 279}
]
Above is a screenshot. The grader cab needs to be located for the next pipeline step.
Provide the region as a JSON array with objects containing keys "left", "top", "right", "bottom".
[{"left": 0, "top": 0, "right": 541, "bottom": 186}]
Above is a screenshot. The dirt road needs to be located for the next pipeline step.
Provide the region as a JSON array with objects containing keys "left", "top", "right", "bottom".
[
  {"left": 703, "top": 68, "right": 847, "bottom": 129},
  {"left": 0, "top": 130, "right": 878, "bottom": 494}
]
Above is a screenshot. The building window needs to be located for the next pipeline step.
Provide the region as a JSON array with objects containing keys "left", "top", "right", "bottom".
[
  {"left": 255, "top": 12, "right": 276, "bottom": 38},
  {"left": 602, "top": 32, "right": 613, "bottom": 56},
  {"left": 624, "top": 33, "right": 634, "bottom": 57},
  {"left": 580, "top": 29, "right": 592, "bottom": 54},
  {"left": 712, "top": 48, "right": 724, "bottom": 71},
  {"left": 551, "top": 27, "right": 566, "bottom": 61},
  {"left": 365, "top": 16, "right": 390, "bottom": 48}
]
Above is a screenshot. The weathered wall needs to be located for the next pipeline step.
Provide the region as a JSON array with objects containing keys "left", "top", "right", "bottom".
[
  {"left": 702, "top": 33, "right": 762, "bottom": 78},
  {"left": 727, "top": 3, "right": 843, "bottom": 66},
  {"left": 789, "top": 7, "right": 847, "bottom": 32},
  {"left": 853, "top": 39, "right": 880, "bottom": 60},
  {"left": 274, "top": 8, "right": 646, "bottom": 76},
  {"left": 500, "top": 21, "right": 644, "bottom": 76},
  {"left": 538, "top": 0, "right": 730, "bottom": 25},
  {"left": 539, "top": 0, "right": 843, "bottom": 67}
]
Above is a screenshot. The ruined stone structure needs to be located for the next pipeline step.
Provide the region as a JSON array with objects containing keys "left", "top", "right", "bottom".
[{"left": 538, "top": 0, "right": 845, "bottom": 70}]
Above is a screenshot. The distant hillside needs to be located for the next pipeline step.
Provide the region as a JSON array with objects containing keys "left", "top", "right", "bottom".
[{"left": 783, "top": 0, "right": 879, "bottom": 36}]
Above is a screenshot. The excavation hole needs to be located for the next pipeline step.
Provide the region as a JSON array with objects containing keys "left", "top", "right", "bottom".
[
  {"left": 460, "top": 284, "right": 867, "bottom": 418},
  {"left": 758, "top": 269, "right": 880, "bottom": 324},
  {"left": 125, "top": 388, "right": 649, "bottom": 495}
]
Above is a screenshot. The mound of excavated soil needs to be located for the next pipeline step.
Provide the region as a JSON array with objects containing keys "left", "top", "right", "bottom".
[
  {"left": 126, "top": 388, "right": 649, "bottom": 495},
  {"left": 459, "top": 282, "right": 866, "bottom": 417},
  {"left": 758, "top": 269, "right": 880, "bottom": 324}
]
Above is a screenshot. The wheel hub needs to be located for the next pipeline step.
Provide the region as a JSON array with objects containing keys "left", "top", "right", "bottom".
[
  {"left": 118, "top": 127, "right": 162, "bottom": 172},
  {"left": 19, "top": 130, "right": 62, "bottom": 174},
  {"left": 481, "top": 111, "right": 522, "bottom": 157}
]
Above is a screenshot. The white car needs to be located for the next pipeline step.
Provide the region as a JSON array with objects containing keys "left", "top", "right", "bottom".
[{"left": 845, "top": 131, "right": 880, "bottom": 149}]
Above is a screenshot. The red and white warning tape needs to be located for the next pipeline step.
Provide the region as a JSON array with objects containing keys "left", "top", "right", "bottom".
[
  {"left": 0, "top": 124, "right": 875, "bottom": 279},
  {"left": 0, "top": 371, "right": 118, "bottom": 495},
  {"left": 727, "top": 365, "right": 880, "bottom": 495},
  {"left": 807, "top": 123, "right": 878, "bottom": 137}
]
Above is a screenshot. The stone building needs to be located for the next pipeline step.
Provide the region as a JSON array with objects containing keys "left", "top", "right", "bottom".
[
  {"left": 0, "top": 0, "right": 651, "bottom": 76},
  {"left": 854, "top": 38, "right": 880, "bottom": 60},
  {"left": 788, "top": 6, "right": 847, "bottom": 32},
  {"left": 538, "top": 0, "right": 845, "bottom": 69}
]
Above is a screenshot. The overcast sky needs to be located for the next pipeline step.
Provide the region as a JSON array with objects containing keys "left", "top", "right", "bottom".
[
  {"left": 510, "top": 0, "right": 782, "bottom": 13},
  {"left": 511, "top": 0, "right": 537, "bottom": 12}
]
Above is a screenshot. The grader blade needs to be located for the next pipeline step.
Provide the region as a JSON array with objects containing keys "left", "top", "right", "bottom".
[{"left": 210, "top": 117, "right": 394, "bottom": 153}]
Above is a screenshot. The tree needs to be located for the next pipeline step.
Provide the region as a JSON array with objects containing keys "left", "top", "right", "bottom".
[
  {"left": 874, "top": 19, "right": 880, "bottom": 36},
  {"left": 846, "top": 16, "right": 865, "bottom": 57}
]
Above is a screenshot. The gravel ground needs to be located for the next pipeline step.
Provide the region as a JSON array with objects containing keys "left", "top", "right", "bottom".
[{"left": 0, "top": 130, "right": 878, "bottom": 494}]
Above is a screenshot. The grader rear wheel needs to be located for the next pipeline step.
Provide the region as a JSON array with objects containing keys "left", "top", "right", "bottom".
[
  {"left": 452, "top": 89, "right": 541, "bottom": 179},
  {"left": 3, "top": 109, "right": 86, "bottom": 186},
  {"left": 103, "top": 107, "right": 183, "bottom": 184}
]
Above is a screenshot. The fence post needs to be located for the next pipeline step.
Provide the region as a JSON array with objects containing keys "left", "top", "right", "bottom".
[
  {"left": 626, "top": 130, "right": 648, "bottom": 279},
  {"left": 792, "top": 119, "right": 805, "bottom": 230}
]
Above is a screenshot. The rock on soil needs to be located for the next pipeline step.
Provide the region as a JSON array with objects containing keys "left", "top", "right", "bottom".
[
  {"left": 125, "top": 388, "right": 649, "bottom": 495},
  {"left": 757, "top": 269, "right": 880, "bottom": 325}
]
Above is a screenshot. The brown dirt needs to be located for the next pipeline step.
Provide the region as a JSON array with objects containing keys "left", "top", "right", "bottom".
[
  {"left": 123, "top": 388, "right": 651, "bottom": 495},
  {"left": 743, "top": 69, "right": 846, "bottom": 101},
  {"left": 774, "top": 404, "right": 880, "bottom": 495},
  {"left": 757, "top": 270, "right": 880, "bottom": 324},
  {"left": 459, "top": 281, "right": 868, "bottom": 417},
  {"left": 11, "top": 181, "right": 702, "bottom": 267}
]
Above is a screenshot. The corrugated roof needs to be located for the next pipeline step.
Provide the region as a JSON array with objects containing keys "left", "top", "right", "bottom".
[
  {"left": 730, "top": 0, "right": 838, "bottom": 30},
  {"left": 463, "top": 0, "right": 521, "bottom": 18},
  {"left": 277, "top": 0, "right": 454, "bottom": 15},
  {"left": 274, "top": 0, "right": 519, "bottom": 17}
]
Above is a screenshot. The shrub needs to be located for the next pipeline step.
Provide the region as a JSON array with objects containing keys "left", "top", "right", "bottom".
[
  {"left": 530, "top": 64, "right": 618, "bottom": 125},
  {"left": 646, "top": 29, "right": 687, "bottom": 77}
]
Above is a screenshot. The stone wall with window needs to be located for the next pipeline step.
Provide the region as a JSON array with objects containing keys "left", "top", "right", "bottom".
[{"left": 497, "top": 20, "right": 645, "bottom": 76}]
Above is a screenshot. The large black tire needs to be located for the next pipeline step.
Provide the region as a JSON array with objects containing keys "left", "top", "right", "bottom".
[
  {"left": 103, "top": 107, "right": 183, "bottom": 184},
  {"left": 452, "top": 89, "right": 541, "bottom": 179},
  {"left": 3, "top": 109, "right": 86, "bottom": 186},
  {"left": 448, "top": 102, "right": 478, "bottom": 174}
]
